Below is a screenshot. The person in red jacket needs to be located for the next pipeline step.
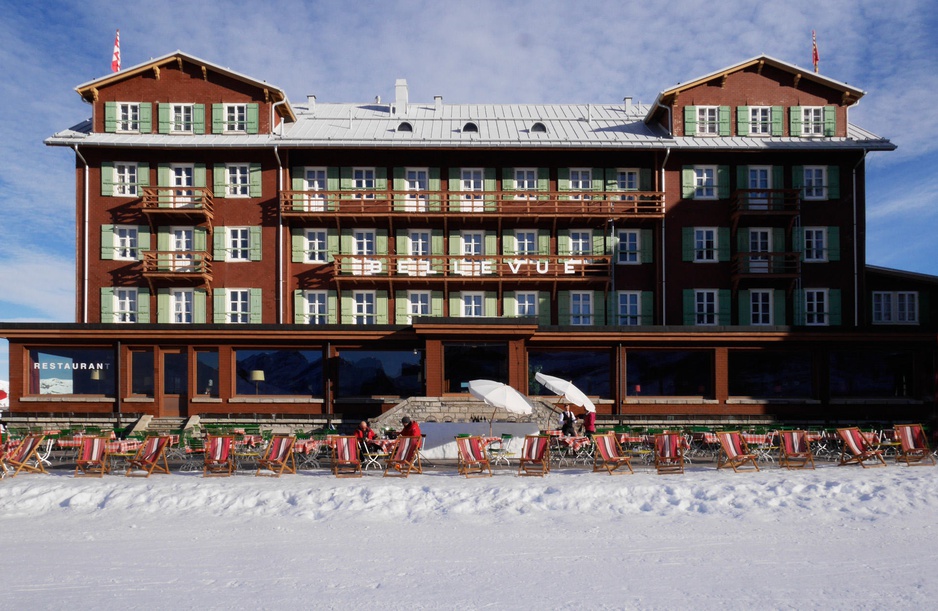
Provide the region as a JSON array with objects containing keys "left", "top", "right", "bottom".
[
  {"left": 581, "top": 410, "right": 597, "bottom": 439},
  {"left": 354, "top": 421, "right": 377, "bottom": 442},
  {"left": 399, "top": 416, "right": 421, "bottom": 438}
]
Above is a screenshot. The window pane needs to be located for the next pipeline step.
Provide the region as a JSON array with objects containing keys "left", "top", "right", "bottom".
[
  {"left": 28, "top": 348, "right": 114, "bottom": 395},
  {"left": 528, "top": 350, "right": 611, "bottom": 398},
  {"left": 626, "top": 350, "right": 713, "bottom": 396},
  {"left": 336, "top": 349, "right": 424, "bottom": 397},
  {"left": 728, "top": 351, "right": 813, "bottom": 397},
  {"left": 444, "top": 343, "right": 508, "bottom": 393},
  {"left": 234, "top": 349, "right": 324, "bottom": 396}
]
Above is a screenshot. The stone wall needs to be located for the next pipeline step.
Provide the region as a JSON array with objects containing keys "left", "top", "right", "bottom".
[{"left": 370, "top": 397, "right": 561, "bottom": 433}]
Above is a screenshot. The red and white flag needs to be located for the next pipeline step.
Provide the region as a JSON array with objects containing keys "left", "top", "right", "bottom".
[
  {"left": 812, "top": 30, "right": 819, "bottom": 73},
  {"left": 111, "top": 29, "right": 121, "bottom": 72}
]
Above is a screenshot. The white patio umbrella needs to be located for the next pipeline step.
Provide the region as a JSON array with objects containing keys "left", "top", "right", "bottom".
[
  {"left": 534, "top": 372, "right": 596, "bottom": 412},
  {"left": 467, "top": 379, "right": 535, "bottom": 436}
]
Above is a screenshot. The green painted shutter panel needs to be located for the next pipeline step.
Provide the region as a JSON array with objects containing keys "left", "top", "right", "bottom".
[
  {"left": 718, "top": 290, "right": 731, "bottom": 325},
  {"left": 538, "top": 230, "right": 550, "bottom": 255},
  {"left": 484, "top": 168, "right": 497, "bottom": 210},
  {"left": 738, "top": 290, "right": 751, "bottom": 325},
  {"left": 396, "top": 230, "right": 409, "bottom": 255},
  {"left": 770, "top": 106, "right": 784, "bottom": 135},
  {"left": 682, "top": 289, "right": 695, "bottom": 325},
  {"left": 194, "top": 289, "right": 207, "bottom": 323},
  {"left": 639, "top": 168, "right": 652, "bottom": 191},
  {"left": 448, "top": 168, "right": 461, "bottom": 191},
  {"left": 157, "top": 289, "right": 170, "bottom": 323},
  {"left": 772, "top": 228, "right": 785, "bottom": 255},
  {"left": 213, "top": 164, "right": 227, "bottom": 197},
  {"left": 829, "top": 289, "right": 842, "bottom": 325},
  {"left": 339, "top": 167, "right": 353, "bottom": 190},
  {"left": 828, "top": 226, "right": 840, "bottom": 261},
  {"left": 340, "top": 230, "right": 352, "bottom": 257},
  {"left": 503, "top": 233, "right": 517, "bottom": 255},
  {"left": 376, "top": 229, "right": 389, "bottom": 255},
  {"left": 294, "top": 290, "right": 305, "bottom": 324},
  {"left": 792, "top": 165, "right": 804, "bottom": 194},
  {"left": 291, "top": 228, "right": 305, "bottom": 263},
  {"left": 212, "top": 103, "right": 224, "bottom": 133},
  {"left": 793, "top": 289, "right": 805, "bottom": 325},
  {"left": 773, "top": 289, "right": 786, "bottom": 325},
  {"left": 427, "top": 167, "right": 441, "bottom": 211},
  {"left": 449, "top": 294, "right": 461, "bottom": 318},
  {"left": 737, "top": 227, "right": 750, "bottom": 253},
  {"left": 484, "top": 292, "right": 497, "bottom": 317},
  {"left": 684, "top": 106, "right": 697, "bottom": 136},
  {"left": 137, "top": 162, "right": 149, "bottom": 188},
  {"left": 605, "top": 168, "right": 621, "bottom": 192},
  {"left": 823, "top": 106, "right": 836, "bottom": 136},
  {"left": 158, "top": 103, "right": 171, "bottom": 134},
  {"left": 504, "top": 292, "right": 517, "bottom": 317},
  {"left": 193, "top": 104, "right": 205, "bottom": 134},
  {"left": 213, "top": 226, "right": 227, "bottom": 261},
  {"left": 139, "top": 103, "right": 152, "bottom": 132},
  {"left": 717, "top": 166, "right": 730, "bottom": 199},
  {"left": 592, "top": 233, "right": 606, "bottom": 256},
  {"left": 249, "top": 163, "right": 262, "bottom": 197},
  {"left": 718, "top": 106, "right": 731, "bottom": 136},
  {"left": 717, "top": 228, "right": 731, "bottom": 262},
  {"left": 246, "top": 104, "right": 260, "bottom": 134},
  {"left": 291, "top": 167, "right": 306, "bottom": 191},
  {"left": 193, "top": 227, "right": 208, "bottom": 251},
  {"left": 249, "top": 289, "right": 262, "bottom": 323},
  {"left": 790, "top": 106, "right": 802, "bottom": 136},
  {"left": 557, "top": 168, "right": 570, "bottom": 191},
  {"left": 157, "top": 227, "right": 170, "bottom": 251},
  {"left": 485, "top": 232, "right": 498, "bottom": 257},
  {"left": 557, "top": 229, "right": 570, "bottom": 256},
  {"left": 213, "top": 290, "right": 227, "bottom": 324},
  {"left": 326, "top": 166, "right": 339, "bottom": 192},
  {"left": 681, "top": 166, "right": 696, "bottom": 199},
  {"left": 375, "top": 166, "right": 388, "bottom": 190},
  {"left": 557, "top": 292, "right": 570, "bottom": 325},
  {"left": 827, "top": 166, "right": 840, "bottom": 199},
  {"left": 394, "top": 290, "right": 408, "bottom": 324},
  {"left": 737, "top": 166, "right": 748, "bottom": 193},
  {"left": 340, "top": 293, "right": 353, "bottom": 324},
  {"left": 681, "top": 227, "right": 695, "bottom": 261},
  {"left": 537, "top": 167, "right": 550, "bottom": 192},
  {"left": 431, "top": 229, "right": 444, "bottom": 255},
  {"left": 193, "top": 164, "right": 206, "bottom": 188},
  {"left": 100, "top": 287, "right": 114, "bottom": 321},
  {"left": 640, "top": 292, "right": 654, "bottom": 325},
  {"left": 101, "top": 162, "right": 114, "bottom": 196},
  {"left": 431, "top": 291, "right": 444, "bottom": 317},
  {"left": 249, "top": 226, "right": 262, "bottom": 261},
  {"left": 104, "top": 101, "right": 117, "bottom": 132},
  {"left": 392, "top": 167, "right": 406, "bottom": 210},
  {"left": 327, "top": 290, "right": 338, "bottom": 324},
  {"left": 792, "top": 227, "right": 804, "bottom": 260},
  {"left": 448, "top": 232, "right": 461, "bottom": 256},
  {"left": 136, "top": 287, "right": 150, "bottom": 323},
  {"left": 137, "top": 226, "right": 150, "bottom": 259},
  {"left": 327, "top": 229, "right": 339, "bottom": 263},
  {"left": 737, "top": 106, "right": 750, "bottom": 136},
  {"left": 502, "top": 168, "right": 515, "bottom": 191},
  {"left": 591, "top": 168, "right": 604, "bottom": 191},
  {"left": 641, "top": 229, "right": 654, "bottom": 263},
  {"left": 772, "top": 166, "right": 784, "bottom": 191},
  {"left": 538, "top": 292, "right": 551, "bottom": 325}
]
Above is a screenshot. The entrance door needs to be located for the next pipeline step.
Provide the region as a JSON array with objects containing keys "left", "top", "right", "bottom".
[{"left": 162, "top": 349, "right": 188, "bottom": 418}]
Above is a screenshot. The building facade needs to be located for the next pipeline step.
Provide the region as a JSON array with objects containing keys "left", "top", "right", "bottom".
[{"left": 3, "top": 52, "right": 936, "bottom": 425}]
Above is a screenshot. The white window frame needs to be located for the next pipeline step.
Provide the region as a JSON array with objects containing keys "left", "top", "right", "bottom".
[
  {"left": 227, "top": 289, "right": 250, "bottom": 324},
  {"left": 114, "top": 287, "right": 138, "bottom": 323},
  {"left": 114, "top": 225, "right": 139, "bottom": 261},
  {"left": 462, "top": 292, "right": 484, "bottom": 318},
  {"left": 801, "top": 106, "right": 824, "bottom": 136},
  {"left": 303, "top": 291, "right": 328, "bottom": 325},
  {"left": 516, "top": 291, "right": 538, "bottom": 317},
  {"left": 570, "top": 291, "right": 593, "bottom": 325},
  {"left": 353, "top": 167, "right": 376, "bottom": 199},
  {"left": 227, "top": 227, "right": 250, "bottom": 262},
  {"left": 693, "top": 166, "right": 716, "bottom": 199},
  {"left": 224, "top": 104, "right": 248, "bottom": 133},
  {"left": 803, "top": 166, "right": 828, "bottom": 200},
  {"left": 352, "top": 290, "right": 376, "bottom": 325},
  {"left": 407, "top": 290, "right": 431, "bottom": 324},
  {"left": 750, "top": 289, "right": 773, "bottom": 325},
  {"left": 113, "top": 162, "right": 139, "bottom": 196},
  {"left": 515, "top": 230, "right": 537, "bottom": 256},
  {"left": 405, "top": 167, "right": 429, "bottom": 211},
  {"left": 749, "top": 106, "right": 771, "bottom": 135},
  {"left": 617, "top": 291, "right": 641, "bottom": 326},
  {"left": 226, "top": 164, "right": 250, "bottom": 197},
  {"left": 803, "top": 227, "right": 827, "bottom": 262},
  {"left": 570, "top": 230, "right": 592, "bottom": 256},
  {"left": 170, "top": 226, "right": 194, "bottom": 271},
  {"left": 353, "top": 229, "right": 376, "bottom": 256},
  {"left": 408, "top": 230, "right": 430, "bottom": 257},
  {"left": 116, "top": 102, "right": 140, "bottom": 132},
  {"left": 694, "top": 228, "right": 717, "bottom": 262},
  {"left": 170, "top": 163, "right": 195, "bottom": 207},
  {"left": 303, "top": 167, "right": 327, "bottom": 211},
  {"left": 304, "top": 229, "right": 328, "bottom": 264},
  {"left": 696, "top": 106, "right": 719, "bottom": 135},
  {"left": 872, "top": 291, "right": 919, "bottom": 325},
  {"left": 748, "top": 228, "right": 771, "bottom": 273},
  {"left": 461, "top": 231, "right": 483, "bottom": 256},
  {"left": 460, "top": 168, "right": 485, "bottom": 212},
  {"left": 805, "top": 289, "right": 829, "bottom": 326},
  {"left": 171, "top": 103, "right": 194, "bottom": 133},
  {"left": 170, "top": 288, "right": 193, "bottom": 324},
  {"left": 694, "top": 289, "right": 718, "bottom": 326},
  {"left": 617, "top": 229, "right": 640, "bottom": 265},
  {"left": 569, "top": 168, "right": 592, "bottom": 199},
  {"left": 514, "top": 168, "right": 537, "bottom": 198},
  {"left": 748, "top": 165, "right": 771, "bottom": 206}
]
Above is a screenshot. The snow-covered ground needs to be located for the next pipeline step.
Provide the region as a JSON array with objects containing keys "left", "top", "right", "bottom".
[{"left": 1, "top": 460, "right": 936, "bottom": 610}]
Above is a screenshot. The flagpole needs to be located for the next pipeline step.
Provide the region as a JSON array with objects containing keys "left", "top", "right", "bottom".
[
  {"left": 111, "top": 29, "right": 121, "bottom": 73},
  {"left": 812, "top": 30, "right": 819, "bottom": 74}
]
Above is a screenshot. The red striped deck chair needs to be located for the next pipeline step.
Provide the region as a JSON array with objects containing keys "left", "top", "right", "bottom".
[
  {"left": 716, "top": 431, "right": 760, "bottom": 472},
  {"left": 384, "top": 436, "right": 421, "bottom": 477},
  {"left": 2, "top": 434, "right": 48, "bottom": 477},
  {"left": 517, "top": 435, "right": 550, "bottom": 477},
  {"left": 332, "top": 436, "right": 363, "bottom": 478},
  {"left": 203, "top": 435, "right": 234, "bottom": 477},
  {"left": 894, "top": 424, "right": 935, "bottom": 466},
  {"left": 778, "top": 430, "right": 815, "bottom": 470},
  {"left": 836, "top": 427, "right": 887, "bottom": 468},
  {"left": 256, "top": 435, "right": 296, "bottom": 477},
  {"left": 126, "top": 436, "right": 171, "bottom": 477},
  {"left": 455, "top": 436, "right": 492, "bottom": 478},
  {"left": 592, "top": 433, "right": 633, "bottom": 475},
  {"left": 653, "top": 433, "right": 684, "bottom": 475},
  {"left": 74, "top": 436, "right": 110, "bottom": 477}
]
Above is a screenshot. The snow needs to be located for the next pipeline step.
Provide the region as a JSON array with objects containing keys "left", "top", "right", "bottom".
[{"left": 2, "top": 461, "right": 936, "bottom": 609}]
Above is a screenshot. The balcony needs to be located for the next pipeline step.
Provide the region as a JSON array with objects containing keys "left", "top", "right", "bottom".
[
  {"left": 731, "top": 252, "right": 800, "bottom": 288},
  {"left": 141, "top": 187, "right": 215, "bottom": 224},
  {"left": 730, "top": 189, "right": 800, "bottom": 229},
  {"left": 141, "top": 251, "right": 213, "bottom": 288}
]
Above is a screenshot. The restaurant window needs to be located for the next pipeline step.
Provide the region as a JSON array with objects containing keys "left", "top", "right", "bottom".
[
  {"left": 444, "top": 343, "right": 507, "bottom": 393},
  {"left": 829, "top": 350, "right": 915, "bottom": 398},
  {"left": 728, "top": 350, "right": 814, "bottom": 398},
  {"left": 336, "top": 349, "right": 424, "bottom": 398},
  {"left": 626, "top": 350, "right": 713, "bottom": 397},
  {"left": 234, "top": 349, "right": 324, "bottom": 396},
  {"left": 28, "top": 348, "right": 114, "bottom": 395},
  {"left": 196, "top": 350, "right": 219, "bottom": 397},
  {"left": 130, "top": 349, "right": 154, "bottom": 396},
  {"left": 528, "top": 350, "right": 611, "bottom": 398}
]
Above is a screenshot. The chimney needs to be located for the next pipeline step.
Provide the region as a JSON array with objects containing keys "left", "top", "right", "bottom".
[
  {"left": 307, "top": 94, "right": 316, "bottom": 106},
  {"left": 434, "top": 95, "right": 443, "bottom": 111},
  {"left": 623, "top": 96, "right": 632, "bottom": 111},
  {"left": 395, "top": 79, "right": 409, "bottom": 113}
]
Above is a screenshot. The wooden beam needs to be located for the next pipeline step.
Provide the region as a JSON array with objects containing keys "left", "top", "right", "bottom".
[
  {"left": 176, "top": 57, "right": 183, "bottom": 71},
  {"left": 152, "top": 66, "right": 160, "bottom": 80},
  {"left": 202, "top": 65, "right": 208, "bottom": 80},
  {"left": 793, "top": 73, "right": 801, "bottom": 89},
  {"left": 757, "top": 59, "right": 764, "bottom": 75}
]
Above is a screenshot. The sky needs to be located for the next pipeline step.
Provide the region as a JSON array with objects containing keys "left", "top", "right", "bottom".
[{"left": 1, "top": 0, "right": 938, "bottom": 379}]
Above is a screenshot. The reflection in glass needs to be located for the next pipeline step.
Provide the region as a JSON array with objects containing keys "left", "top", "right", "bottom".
[
  {"left": 443, "top": 343, "right": 507, "bottom": 393},
  {"left": 728, "top": 351, "right": 813, "bottom": 397},
  {"left": 28, "top": 348, "right": 114, "bottom": 395},
  {"left": 131, "top": 350, "right": 154, "bottom": 396},
  {"left": 626, "top": 350, "right": 713, "bottom": 397},
  {"left": 196, "top": 350, "right": 219, "bottom": 397},
  {"left": 830, "top": 350, "right": 915, "bottom": 398},
  {"left": 528, "top": 350, "right": 611, "bottom": 398},
  {"left": 234, "top": 349, "right": 324, "bottom": 396},
  {"left": 337, "top": 350, "right": 424, "bottom": 398}
]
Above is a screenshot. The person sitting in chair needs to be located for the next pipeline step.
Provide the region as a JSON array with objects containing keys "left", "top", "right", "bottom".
[
  {"left": 399, "top": 416, "right": 421, "bottom": 438},
  {"left": 355, "top": 421, "right": 380, "bottom": 451}
]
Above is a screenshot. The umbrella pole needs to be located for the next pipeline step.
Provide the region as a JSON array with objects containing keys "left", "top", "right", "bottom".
[{"left": 490, "top": 406, "right": 497, "bottom": 437}]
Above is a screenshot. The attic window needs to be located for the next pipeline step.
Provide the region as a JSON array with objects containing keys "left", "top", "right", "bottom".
[
  {"left": 531, "top": 122, "right": 547, "bottom": 133},
  {"left": 397, "top": 121, "right": 413, "bottom": 132},
  {"left": 462, "top": 121, "right": 479, "bottom": 133}
]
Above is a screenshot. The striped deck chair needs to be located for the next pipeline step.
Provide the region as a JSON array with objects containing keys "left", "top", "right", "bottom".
[
  {"left": 653, "top": 433, "right": 684, "bottom": 475},
  {"left": 836, "top": 427, "right": 887, "bottom": 468},
  {"left": 894, "top": 424, "right": 935, "bottom": 466},
  {"left": 778, "top": 430, "right": 815, "bottom": 470},
  {"left": 256, "top": 435, "right": 297, "bottom": 477},
  {"left": 126, "top": 436, "right": 171, "bottom": 477},
  {"left": 592, "top": 433, "right": 633, "bottom": 475},
  {"left": 2, "top": 434, "right": 48, "bottom": 477},
  {"left": 332, "top": 436, "right": 363, "bottom": 478},
  {"left": 74, "top": 436, "right": 110, "bottom": 477},
  {"left": 203, "top": 435, "right": 234, "bottom": 477},
  {"left": 716, "top": 431, "right": 760, "bottom": 472},
  {"left": 455, "top": 436, "right": 492, "bottom": 478},
  {"left": 517, "top": 435, "right": 550, "bottom": 477},
  {"left": 384, "top": 436, "right": 421, "bottom": 478}
]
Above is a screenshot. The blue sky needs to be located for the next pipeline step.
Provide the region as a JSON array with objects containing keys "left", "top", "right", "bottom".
[{"left": 2, "top": 0, "right": 938, "bottom": 381}]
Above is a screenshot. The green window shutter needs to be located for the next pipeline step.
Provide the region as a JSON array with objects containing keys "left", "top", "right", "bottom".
[
  {"left": 717, "top": 228, "right": 731, "bottom": 262},
  {"left": 737, "top": 227, "right": 750, "bottom": 253},
  {"left": 448, "top": 232, "right": 461, "bottom": 256},
  {"left": 503, "top": 233, "right": 517, "bottom": 255},
  {"left": 291, "top": 166, "right": 306, "bottom": 191},
  {"left": 339, "top": 167, "right": 353, "bottom": 190},
  {"left": 717, "top": 290, "right": 731, "bottom": 325},
  {"left": 737, "top": 106, "right": 750, "bottom": 136},
  {"left": 484, "top": 292, "right": 498, "bottom": 317},
  {"left": 717, "top": 166, "right": 730, "bottom": 199},
  {"left": 249, "top": 226, "right": 262, "bottom": 261},
  {"left": 136, "top": 287, "right": 150, "bottom": 323},
  {"left": 193, "top": 227, "right": 208, "bottom": 251},
  {"left": 137, "top": 226, "right": 150, "bottom": 259},
  {"left": 502, "top": 168, "right": 515, "bottom": 191},
  {"left": 376, "top": 229, "right": 389, "bottom": 255},
  {"left": 448, "top": 294, "right": 461, "bottom": 318},
  {"left": 792, "top": 227, "right": 804, "bottom": 261},
  {"left": 738, "top": 290, "right": 751, "bottom": 325},
  {"left": 340, "top": 293, "right": 352, "bottom": 323},
  {"left": 792, "top": 165, "right": 804, "bottom": 194},
  {"left": 249, "top": 163, "right": 262, "bottom": 197},
  {"left": 431, "top": 291, "right": 444, "bottom": 317},
  {"left": 640, "top": 292, "right": 654, "bottom": 325},
  {"left": 327, "top": 290, "right": 338, "bottom": 324},
  {"left": 249, "top": 288, "right": 262, "bottom": 323},
  {"left": 392, "top": 167, "right": 405, "bottom": 210},
  {"left": 823, "top": 106, "right": 836, "bottom": 136},
  {"left": 394, "top": 290, "right": 408, "bottom": 324},
  {"left": 448, "top": 167, "right": 461, "bottom": 191},
  {"left": 772, "top": 228, "right": 785, "bottom": 254},
  {"left": 340, "top": 230, "right": 352, "bottom": 257},
  {"left": 773, "top": 289, "right": 786, "bottom": 325},
  {"left": 537, "top": 230, "right": 550, "bottom": 255},
  {"left": 591, "top": 168, "right": 604, "bottom": 191},
  {"left": 158, "top": 103, "right": 171, "bottom": 134},
  {"left": 427, "top": 168, "right": 441, "bottom": 211},
  {"left": 246, "top": 104, "right": 260, "bottom": 134},
  {"left": 681, "top": 166, "right": 696, "bottom": 199},
  {"left": 537, "top": 168, "right": 550, "bottom": 192},
  {"left": 718, "top": 106, "right": 731, "bottom": 136},
  {"left": 827, "top": 166, "right": 840, "bottom": 199},
  {"left": 137, "top": 162, "right": 149, "bottom": 189},
  {"left": 294, "top": 290, "right": 305, "bottom": 324},
  {"left": 291, "top": 228, "right": 305, "bottom": 263},
  {"left": 736, "top": 166, "right": 748, "bottom": 193},
  {"left": 213, "top": 226, "right": 227, "bottom": 261},
  {"left": 485, "top": 232, "right": 498, "bottom": 257},
  {"left": 101, "top": 162, "right": 114, "bottom": 196},
  {"left": 772, "top": 166, "right": 784, "bottom": 191},
  {"left": 640, "top": 229, "right": 654, "bottom": 263},
  {"left": 100, "top": 225, "right": 115, "bottom": 259},
  {"left": 793, "top": 289, "right": 805, "bottom": 325},
  {"left": 213, "top": 164, "right": 227, "bottom": 197},
  {"left": 193, "top": 104, "right": 205, "bottom": 134},
  {"left": 193, "top": 289, "right": 208, "bottom": 323},
  {"left": 156, "top": 227, "right": 170, "bottom": 251},
  {"left": 538, "top": 292, "right": 551, "bottom": 325},
  {"left": 592, "top": 233, "right": 606, "bottom": 256},
  {"left": 375, "top": 167, "right": 388, "bottom": 190},
  {"left": 829, "top": 289, "right": 842, "bottom": 325},
  {"left": 504, "top": 292, "right": 517, "bottom": 317},
  {"left": 684, "top": 106, "right": 697, "bottom": 136},
  {"left": 431, "top": 229, "right": 445, "bottom": 255},
  {"left": 326, "top": 229, "right": 339, "bottom": 263},
  {"left": 157, "top": 289, "right": 170, "bottom": 324},
  {"left": 557, "top": 230, "right": 570, "bottom": 256},
  {"left": 593, "top": 292, "right": 606, "bottom": 325},
  {"left": 682, "top": 289, "right": 695, "bottom": 325},
  {"left": 770, "top": 106, "right": 784, "bottom": 136},
  {"left": 395, "top": 230, "right": 409, "bottom": 255},
  {"left": 484, "top": 168, "right": 497, "bottom": 210},
  {"left": 639, "top": 168, "right": 652, "bottom": 191},
  {"left": 828, "top": 226, "right": 841, "bottom": 261},
  {"left": 100, "top": 287, "right": 114, "bottom": 322},
  {"left": 790, "top": 106, "right": 802, "bottom": 136},
  {"left": 681, "top": 227, "right": 694, "bottom": 261},
  {"left": 557, "top": 168, "right": 570, "bottom": 191},
  {"left": 194, "top": 164, "right": 206, "bottom": 188},
  {"left": 557, "top": 292, "right": 571, "bottom": 326},
  {"left": 213, "top": 290, "right": 228, "bottom": 323},
  {"left": 212, "top": 103, "right": 224, "bottom": 133},
  {"left": 104, "top": 101, "right": 117, "bottom": 133},
  {"left": 138, "top": 103, "right": 152, "bottom": 132},
  {"left": 326, "top": 166, "right": 339, "bottom": 192}
]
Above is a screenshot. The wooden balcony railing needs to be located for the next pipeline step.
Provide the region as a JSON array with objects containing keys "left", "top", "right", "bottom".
[
  {"left": 142, "top": 251, "right": 213, "bottom": 280},
  {"left": 731, "top": 252, "right": 801, "bottom": 276},
  {"left": 141, "top": 187, "right": 215, "bottom": 221},
  {"left": 330, "top": 254, "right": 612, "bottom": 280},
  {"left": 730, "top": 189, "right": 801, "bottom": 215}
]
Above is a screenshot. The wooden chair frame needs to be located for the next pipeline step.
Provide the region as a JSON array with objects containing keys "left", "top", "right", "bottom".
[
  {"left": 653, "top": 433, "right": 685, "bottom": 475},
  {"left": 716, "top": 431, "right": 760, "bottom": 472},
  {"left": 384, "top": 436, "right": 422, "bottom": 477},
  {"left": 332, "top": 436, "right": 363, "bottom": 478},
  {"left": 517, "top": 435, "right": 550, "bottom": 477},
  {"left": 894, "top": 424, "right": 935, "bottom": 466},
  {"left": 777, "top": 430, "right": 815, "bottom": 470},
  {"left": 592, "top": 433, "right": 633, "bottom": 475},
  {"left": 455, "top": 436, "right": 492, "bottom": 478},
  {"left": 74, "top": 436, "right": 110, "bottom": 477},
  {"left": 126, "top": 436, "right": 171, "bottom": 477},
  {"left": 2, "top": 435, "right": 48, "bottom": 477},
  {"left": 837, "top": 427, "right": 887, "bottom": 468},
  {"left": 203, "top": 435, "right": 234, "bottom": 477},
  {"left": 256, "top": 435, "right": 297, "bottom": 477}
]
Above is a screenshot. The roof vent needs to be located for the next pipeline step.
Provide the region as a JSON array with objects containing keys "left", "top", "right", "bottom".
[
  {"left": 307, "top": 94, "right": 316, "bottom": 106},
  {"left": 623, "top": 96, "right": 632, "bottom": 110},
  {"left": 398, "top": 121, "right": 413, "bottom": 132},
  {"left": 395, "top": 78, "right": 408, "bottom": 113},
  {"left": 434, "top": 95, "right": 443, "bottom": 111},
  {"left": 463, "top": 121, "right": 478, "bottom": 133},
  {"left": 531, "top": 122, "right": 547, "bottom": 133}
]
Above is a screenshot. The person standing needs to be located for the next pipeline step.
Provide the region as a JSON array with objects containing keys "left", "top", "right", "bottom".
[
  {"left": 559, "top": 405, "right": 576, "bottom": 436},
  {"left": 582, "top": 410, "right": 596, "bottom": 439}
]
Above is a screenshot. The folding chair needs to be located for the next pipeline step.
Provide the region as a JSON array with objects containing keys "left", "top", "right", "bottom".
[
  {"left": 837, "top": 427, "right": 887, "bottom": 468},
  {"left": 777, "top": 430, "right": 816, "bottom": 470},
  {"left": 332, "top": 436, "right": 363, "bottom": 478},
  {"left": 125, "top": 436, "right": 171, "bottom": 477},
  {"left": 455, "top": 436, "right": 492, "bottom": 478},
  {"left": 256, "top": 435, "right": 297, "bottom": 477},
  {"left": 384, "top": 436, "right": 421, "bottom": 478},
  {"left": 716, "top": 431, "right": 760, "bottom": 472},
  {"left": 592, "top": 433, "right": 633, "bottom": 475},
  {"left": 203, "top": 435, "right": 234, "bottom": 477},
  {"left": 517, "top": 435, "right": 550, "bottom": 477},
  {"left": 653, "top": 433, "right": 684, "bottom": 474},
  {"left": 74, "top": 436, "right": 110, "bottom": 477},
  {"left": 894, "top": 424, "right": 935, "bottom": 466},
  {"left": 2, "top": 435, "right": 49, "bottom": 477}
]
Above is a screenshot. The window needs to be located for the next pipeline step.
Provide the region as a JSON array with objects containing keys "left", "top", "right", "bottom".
[
  {"left": 397, "top": 121, "right": 413, "bottom": 132},
  {"left": 353, "top": 230, "right": 376, "bottom": 256},
  {"left": 114, "top": 226, "right": 139, "bottom": 261},
  {"left": 694, "top": 228, "right": 717, "bottom": 262},
  {"left": 462, "top": 292, "right": 484, "bottom": 317},
  {"left": 749, "top": 107, "right": 771, "bottom": 135},
  {"left": 531, "top": 122, "right": 547, "bottom": 133},
  {"left": 873, "top": 292, "right": 918, "bottom": 324},
  {"left": 516, "top": 292, "right": 537, "bottom": 317},
  {"left": 117, "top": 102, "right": 140, "bottom": 132},
  {"left": 750, "top": 290, "right": 773, "bottom": 325},
  {"left": 409, "top": 230, "right": 430, "bottom": 257},
  {"left": 170, "top": 164, "right": 195, "bottom": 206},
  {"left": 226, "top": 164, "right": 250, "bottom": 197},
  {"left": 803, "top": 166, "right": 827, "bottom": 200},
  {"left": 114, "top": 162, "right": 138, "bottom": 196},
  {"left": 227, "top": 289, "right": 250, "bottom": 324},
  {"left": 171, "top": 104, "right": 193, "bottom": 133},
  {"left": 462, "top": 231, "right": 483, "bottom": 256},
  {"left": 696, "top": 106, "right": 719, "bottom": 135},
  {"left": 113, "top": 288, "right": 138, "bottom": 323},
  {"left": 617, "top": 169, "right": 639, "bottom": 192},
  {"left": 352, "top": 291, "right": 376, "bottom": 325},
  {"left": 226, "top": 228, "right": 250, "bottom": 262},
  {"left": 747, "top": 228, "right": 771, "bottom": 273},
  {"left": 408, "top": 291, "right": 431, "bottom": 323},
  {"left": 694, "top": 166, "right": 716, "bottom": 199},
  {"left": 569, "top": 168, "right": 592, "bottom": 199},
  {"left": 304, "top": 167, "right": 327, "bottom": 210},
  {"left": 570, "top": 292, "right": 593, "bottom": 325},
  {"left": 304, "top": 229, "right": 328, "bottom": 263},
  {"left": 224, "top": 104, "right": 247, "bottom": 132},
  {"left": 801, "top": 107, "right": 824, "bottom": 136},
  {"left": 302, "top": 291, "right": 327, "bottom": 325},
  {"left": 170, "top": 227, "right": 195, "bottom": 271},
  {"left": 353, "top": 168, "right": 376, "bottom": 195},
  {"left": 803, "top": 228, "right": 827, "bottom": 262},
  {"left": 570, "top": 230, "right": 592, "bottom": 256},
  {"left": 405, "top": 168, "right": 428, "bottom": 211},
  {"left": 694, "top": 290, "right": 718, "bottom": 326},
  {"left": 462, "top": 122, "right": 478, "bottom": 133},
  {"left": 748, "top": 166, "right": 771, "bottom": 206},
  {"left": 460, "top": 168, "right": 484, "bottom": 212},
  {"left": 618, "top": 292, "right": 641, "bottom": 325},
  {"left": 515, "top": 230, "right": 537, "bottom": 255},
  {"left": 170, "top": 289, "right": 193, "bottom": 323},
  {"left": 515, "top": 168, "right": 537, "bottom": 192},
  {"left": 805, "top": 289, "right": 828, "bottom": 325},
  {"left": 617, "top": 229, "right": 640, "bottom": 264}
]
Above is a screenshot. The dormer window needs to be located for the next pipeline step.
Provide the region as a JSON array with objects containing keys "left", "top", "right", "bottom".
[
  {"left": 225, "top": 104, "right": 247, "bottom": 132},
  {"left": 117, "top": 103, "right": 140, "bottom": 132},
  {"left": 696, "top": 106, "right": 719, "bottom": 135},
  {"left": 531, "top": 122, "right": 547, "bottom": 133},
  {"left": 462, "top": 122, "right": 478, "bottom": 133},
  {"left": 172, "top": 104, "right": 194, "bottom": 133},
  {"left": 213, "top": 103, "right": 259, "bottom": 134},
  {"left": 801, "top": 107, "right": 824, "bottom": 136},
  {"left": 792, "top": 105, "right": 835, "bottom": 137},
  {"left": 397, "top": 121, "right": 413, "bottom": 132}
]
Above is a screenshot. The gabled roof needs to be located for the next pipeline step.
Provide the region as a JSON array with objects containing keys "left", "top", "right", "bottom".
[{"left": 74, "top": 50, "right": 296, "bottom": 122}]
